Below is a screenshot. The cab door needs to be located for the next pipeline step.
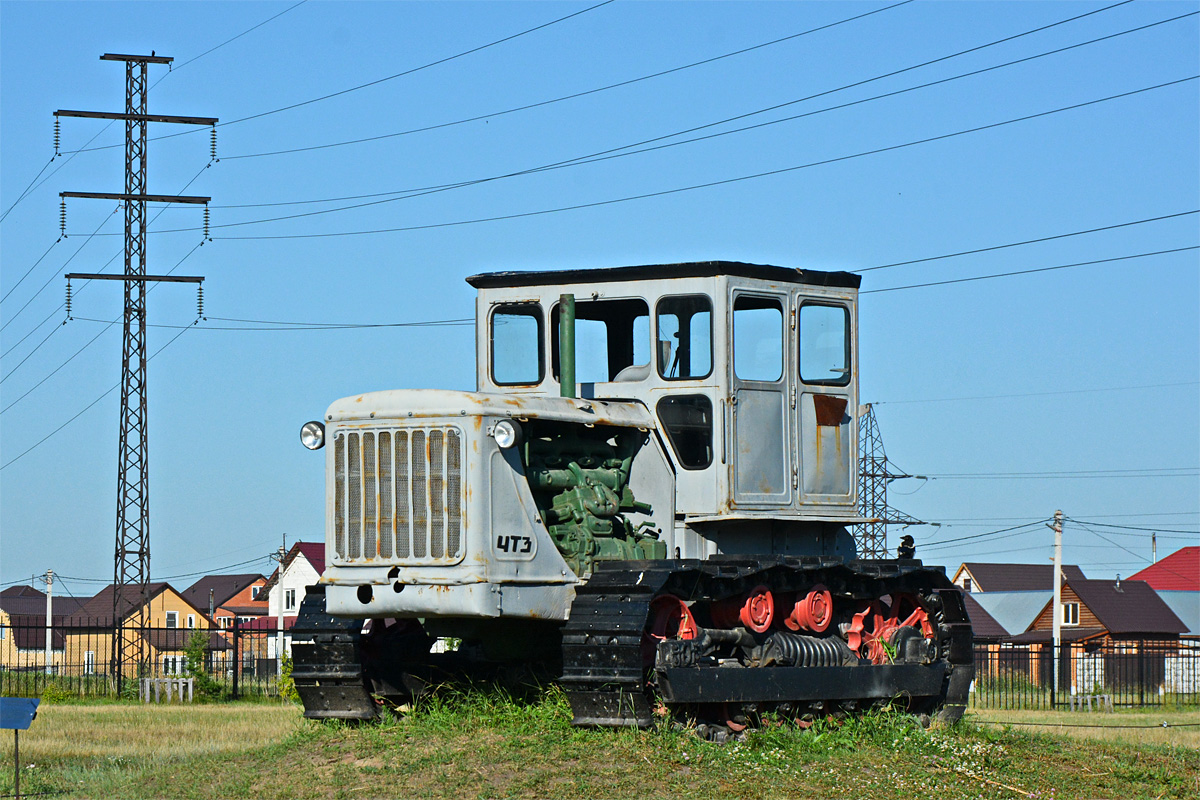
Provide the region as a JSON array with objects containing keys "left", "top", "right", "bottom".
[
  {"left": 729, "top": 290, "right": 792, "bottom": 507},
  {"left": 794, "top": 298, "right": 855, "bottom": 504}
]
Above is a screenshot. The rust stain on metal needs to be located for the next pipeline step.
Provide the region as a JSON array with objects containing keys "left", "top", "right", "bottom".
[{"left": 813, "top": 394, "right": 848, "bottom": 427}]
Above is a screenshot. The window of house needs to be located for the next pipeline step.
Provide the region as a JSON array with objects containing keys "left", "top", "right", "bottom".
[
  {"left": 962, "top": 577, "right": 973, "bottom": 593},
  {"left": 84, "top": 650, "right": 96, "bottom": 675},
  {"left": 285, "top": 589, "right": 297, "bottom": 611},
  {"left": 656, "top": 395, "right": 714, "bottom": 469},
  {"left": 552, "top": 298, "right": 650, "bottom": 384},
  {"left": 798, "top": 303, "right": 850, "bottom": 385},
  {"left": 656, "top": 295, "right": 712, "bottom": 380},
  {"left": 733, "top": 296, "right": 783, "bottom": 382},
  {"left": 165, "top": 611, "right": 178, "bottom": 629},
  {"left": 1063, "top": 602, "right": 1079, "bottom": 626},
  {"left": 491, "top": 304, "right": 543, "bottom": 385},
  {"left": 163, "top": 655, "right": 183, "bottom": 675},
  {"left": 251, "top": 586, "right": 261, "bottom": 600},
  {"left": 187, "top": 614, "right": 196, "bottom": 629}
]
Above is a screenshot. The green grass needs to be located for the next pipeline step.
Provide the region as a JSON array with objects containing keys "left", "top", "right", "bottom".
[{"left": 2, "top": 689, "right": 1197, "bottom": 799}]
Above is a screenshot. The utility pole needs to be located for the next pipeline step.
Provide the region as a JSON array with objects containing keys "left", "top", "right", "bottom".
[
  {"left": 44, "top": 570, "right": 53, "bottom": 676},
  {"left": 276, "top": 546, "right": 286, "bottom": 676},
  {"left": 56, "top": 53, "right": 216, "bottom": 688},
  {"left": 855, "top": 404, "right": 924, "bottom": 558},
  {"left": 1049, "top": 510, "right": 1063, "bottom": 703}
]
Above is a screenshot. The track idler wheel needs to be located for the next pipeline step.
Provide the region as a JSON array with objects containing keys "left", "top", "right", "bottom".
[
  {"left": 710, "top": 585, "right": 775, "bottom": 633},
  {"left": 784, "top": 584, "right": 832, "bottom": 633}
]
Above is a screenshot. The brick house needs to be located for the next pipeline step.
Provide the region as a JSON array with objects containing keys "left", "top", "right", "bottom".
[{"left": 181, "top": 574, "right": 268, "bottom": 630}]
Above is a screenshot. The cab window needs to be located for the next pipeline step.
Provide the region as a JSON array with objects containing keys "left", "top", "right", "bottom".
[
  {"left": 491, "top": 304, "right": 543, "bottom": 385},
  {"left": 799, "top": 303, "right": 850, "bottom": 385},
  {"left": 733, "top": 295, "right": 783, "bottom": 382},
  {"left": 656, "top": 295, "right": 712, "bottom": 380},
  {"left": 657, "top": 395, "right": 714, "bottom": 469},
  {"left": 552, "top": 299, "right": 650, "bottom": 383}
]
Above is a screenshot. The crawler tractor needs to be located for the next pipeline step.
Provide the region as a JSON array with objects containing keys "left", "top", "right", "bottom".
[{"left": 292, "top": 261, "right": 973, "bottom": 731}]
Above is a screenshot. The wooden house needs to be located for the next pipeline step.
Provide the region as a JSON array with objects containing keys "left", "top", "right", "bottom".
[{"left": 60, "top": 583, "right": 227, "bottom": 677}]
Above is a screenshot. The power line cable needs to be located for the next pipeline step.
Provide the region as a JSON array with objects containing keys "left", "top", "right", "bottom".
[
  {"left": 871, "top": 380, "right": 1200, "bottom": 405},
  {"left": 856, "top": 210, "right": 1200, "bottom": 274},
  {"left": 70, "top": 315, "right": 474, "bottom": 331},
  {"left": 65, "top": 0, "right": 617, "bottom": 157},
  {"left": 1, "top": 239, "right": 63, "bottom": 305},
  {"left": 3, "top": 161, "right": 209, "bottom": 373},
  {"left": 217, "top": 0, "right": 917, "bottom": 163},
  {"left": 0, "top": 158, "right": 57, "bottom": 223},
  {"left": 0, "top": 2, "right": 301, "bottom": 221},
  {"left": 921, "top": 520, "right": 1050, "bottom": 549},
  {"left": 1, "top": 208, "right": 118, "bottom": 335},
  {"left": 198, "top": 76, "right": 1199, "bottom": 240},
  {"left": 0, "top": 242, "right": 205, "bottom": 415},
  {"left": 193, "top": 4, "right": 1171, "bottom": 217},
  {"left": 862, "top": 245, "right": 1199, "bottom": 295},
  {"left": 171, "top": 0, "right": 308, "bottom": 73},
  {"left": 0, "top": 322, "right": 193, "bottom": 471},
  {"left": 1066, "top": 519, "right": 1200, "bottom": 534},
  {"left": 922, "top": 466, "right": 1198, "bottom": 480}
]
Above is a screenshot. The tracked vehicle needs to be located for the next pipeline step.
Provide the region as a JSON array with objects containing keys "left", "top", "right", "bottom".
[{"left": 292, "top": 261, "right": 972, "bottom": 731}]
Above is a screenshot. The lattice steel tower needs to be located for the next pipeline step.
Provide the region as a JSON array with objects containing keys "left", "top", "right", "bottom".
[
  {"left": 855, "top": 403, "right": 923, "bottom": 559},
  {"left": 56, "top": 53, "right": 215, "bottom": 685}
]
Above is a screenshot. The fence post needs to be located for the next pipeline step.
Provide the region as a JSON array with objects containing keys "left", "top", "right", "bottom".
[
  {"left": 231, "top": 618, "right": 240, "bottom": 701},
  {"left": 1138, "top": 638, "right": 1145, "bottom": 707}
]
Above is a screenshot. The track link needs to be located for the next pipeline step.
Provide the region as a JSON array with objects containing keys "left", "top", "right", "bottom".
[
  {"left": 561, "top": 557, "right": 974, "bottom": 728},
  {"left": 290, "top": 586, "right": 376, "bottom": 720}
]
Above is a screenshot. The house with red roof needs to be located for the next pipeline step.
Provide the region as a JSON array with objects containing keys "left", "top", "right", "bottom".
[
  {"left": 181, "top": 574, "right": 268, "bottom": 630},
  {"left": 242, "top": 542, "right": 325, "bottom": 669},
  {"left": 1130, "top": 547, "right": 1199, "bottom": 637}
]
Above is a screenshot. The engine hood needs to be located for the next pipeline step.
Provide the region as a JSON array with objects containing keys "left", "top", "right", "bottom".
[{"left": 325, "top": 388, "right": 656, "bottom": 429}]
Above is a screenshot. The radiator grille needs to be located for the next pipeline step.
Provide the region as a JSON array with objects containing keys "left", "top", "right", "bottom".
[{"left": 333, "top": 427, "right": 464, "bottom": 564}]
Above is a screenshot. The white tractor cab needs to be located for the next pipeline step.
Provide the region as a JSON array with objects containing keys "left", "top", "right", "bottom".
[{"left": 312, "top": 262, "right": 863, "bottom": 620}]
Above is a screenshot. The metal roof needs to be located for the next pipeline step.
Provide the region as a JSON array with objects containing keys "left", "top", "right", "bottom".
[
  {"left": 1064, "top": 578, "right": 1187, "bottom": 635},
  {"left": 1129, "top": 546, "right": 1199, "bottom": 592},
  {"left": 960, "top": 562, "right": 1086, "bottom": 592},
  {"left": 969, "top": 591, "right": 1053, "bottom": 635},
  {"left": 466, "top": 261, "right": 861, "bottom": 290}
]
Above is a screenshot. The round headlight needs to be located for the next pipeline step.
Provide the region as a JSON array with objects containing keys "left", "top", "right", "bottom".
[
  {"left": 492, "top": 419, "right": 521, "bottom": 449},
  {"left": 300, "top": 420, "right": 326, "bottom": 450}
]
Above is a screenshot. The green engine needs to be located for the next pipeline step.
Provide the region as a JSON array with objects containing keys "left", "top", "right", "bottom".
[{"left": 521, "top": 421, "right": 666, "bottom": 576}]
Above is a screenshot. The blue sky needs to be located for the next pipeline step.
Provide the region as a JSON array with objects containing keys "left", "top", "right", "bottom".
[{"left": 2, "top": 1, "right": 1196, "bottom": 597}]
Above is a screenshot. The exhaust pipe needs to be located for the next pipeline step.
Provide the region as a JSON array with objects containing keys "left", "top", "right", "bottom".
[{"left": 559, "top": 293, "right": 575, "bottom": 398}]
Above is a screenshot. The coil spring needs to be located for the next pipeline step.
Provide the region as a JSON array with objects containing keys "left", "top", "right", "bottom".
[{"left": 763, "top": 632, "right": 849, "bottom": 667}]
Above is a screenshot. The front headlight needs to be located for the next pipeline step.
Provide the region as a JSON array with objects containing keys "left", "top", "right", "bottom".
[
  {"left": 300, "top": 420, "right": 325, "bottom": 450},
  {"left": 491, "top": 419, "right": 522, "bottom": 449}
]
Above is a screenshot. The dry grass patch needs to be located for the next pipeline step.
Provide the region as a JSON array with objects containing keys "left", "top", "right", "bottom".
[
  {"left": 0, "top": 703, "right": 302, "bottom": 761},
  {"left": 968, "top": 708, "right": 1200, "bottom": 748}
]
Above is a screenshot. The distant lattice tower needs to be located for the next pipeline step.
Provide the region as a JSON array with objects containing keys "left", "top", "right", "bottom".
[{"left": 855, "top": 403, "right": 923, "bottom": 558}]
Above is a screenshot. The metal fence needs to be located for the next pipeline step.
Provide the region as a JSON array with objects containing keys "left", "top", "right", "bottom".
[
  {"left": 971, "top": 639, "right": 1200, "bottom": 709},
  {"left": 0, "top": 620, "right": 291, "bottom": 699}
]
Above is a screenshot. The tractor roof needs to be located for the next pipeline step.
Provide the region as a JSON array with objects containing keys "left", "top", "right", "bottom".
[{"left": 466, "top": 261, "right": 861, "bottom": 290}]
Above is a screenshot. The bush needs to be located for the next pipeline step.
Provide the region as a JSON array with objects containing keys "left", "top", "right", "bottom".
[
  {"left": 278, "top": 652, "right": 298, "bottom": 704},
  {"left": 184, "top": 630, "right": 226, "bottom": 700}
]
